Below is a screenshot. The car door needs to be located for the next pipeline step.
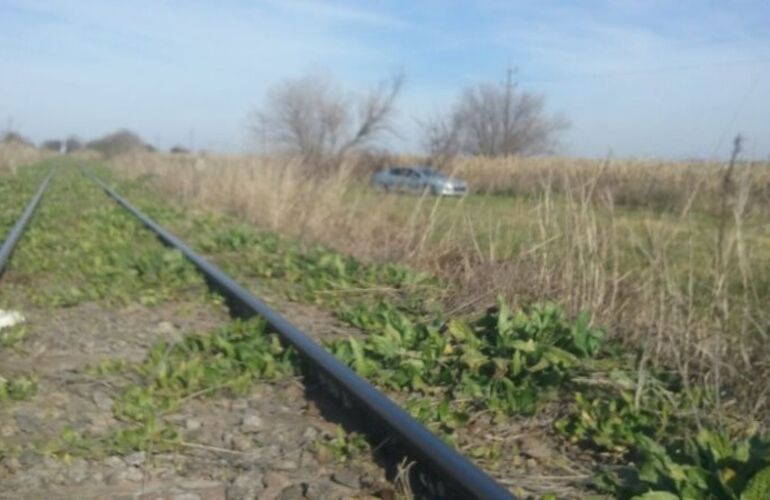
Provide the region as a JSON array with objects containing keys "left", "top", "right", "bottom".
[{"left": 404, "top": 169, "right": 424, "bottom": 192}]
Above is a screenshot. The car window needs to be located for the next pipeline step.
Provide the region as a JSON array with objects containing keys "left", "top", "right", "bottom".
[{"left": 390, "top": 167, "right": 403, "bottom": 175}]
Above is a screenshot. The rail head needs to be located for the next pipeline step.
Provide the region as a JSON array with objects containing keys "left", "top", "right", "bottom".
[
  {"left": 86, "top": 171, "right": 515, "bottom": 500},
  {"left": 0, "top": 171, "right": 54, "bottom": 275}
]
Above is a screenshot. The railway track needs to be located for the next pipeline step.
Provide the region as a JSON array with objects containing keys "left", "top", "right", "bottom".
[
  {"left": 0, "top": 167, "right": 515, "bottom": 499},
  {"left": 0, "top": 170, "right": 52, "bottom": 276}
]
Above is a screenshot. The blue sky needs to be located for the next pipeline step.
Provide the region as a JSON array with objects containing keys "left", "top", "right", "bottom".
[{"left": 1, "top": 0, "right": 769, "bottom": 158}]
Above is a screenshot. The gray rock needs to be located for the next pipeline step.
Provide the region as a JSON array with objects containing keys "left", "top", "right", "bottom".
[
  {"left": 19, "top": 449, "right": 40, "bottom": 467},
  {"left": 0, "top": 423, "right": 17, "bottom": 438},
  {"left": 124, "top": 450, "right": 146, "bottom": 466},
  {"left": 14, "top": 410, "right": 41, "bottom": 433},
  {"left": 185, "top": 418, "right": 202, "bottom": 431},
  {"left": 230, "top": 399, "right": 249, "bottom": 411},
  {"left": 103, "top": 455, "right": 125, "bottom": 468},
  {"left": 302, "top": 426, "right": 318, "bottom": 441},
  {"left": 124, "top": 466, "right": 145, "bottom": 482},
  {"left": 221, "top": 431, "right": 235, "bottom": 447},
  {"left": 66, "top": 458, "right": 89, "bottom": 483},
  {"left": 273, "top": 459, "right": 298, "bottom": 471},
  {"left": 304, "top": 481, "right": 331, "bottom": 500},
  {"left": 171, "top": 494, "right": 200, "bottom": 500},
  {"left": 231, "top": 435, "right": 252, "bottom": 452},
  {"left": 106, "top": 469, "right": 129, "bottom": 485},
  {"left": 92, "top": 390, "right": 114, "bottom": 411},
  {"left": 2, "top": 456, "right": 21, "bottom": 473},
  {"left": 299, "top": 449, "right": 318, "bottom": 469},
  {"left": 241, "top": 412, "right": 264, "bottom": 433},
  {"left": 278, "top": 484, "right": 305, "bottom": 500},
  {"left": 228, "top": 471, "right": 264, "bottom": 499},
  {"left": 86, "top": 411, "right": 113, "bottom": 433},
  {"left": 331, "top": 469, "right": 360, "bottom": 489},
  {"left": 260, "top": 471, "right": 292, "bottom": 500},
  {"left": 155, "top": 321, "right": 177, "bottom": 335},
  {"left": 18, "top": 473, "right": 43, "bottom": 489}
]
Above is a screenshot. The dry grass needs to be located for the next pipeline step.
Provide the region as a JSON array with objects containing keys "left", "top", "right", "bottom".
[
  {"left": 452, "top": 155, "right": 770, "bottom": 216},
  {"left": 0, "top": 142, "right": 51, "bottom": 175},
  {"left": 110, "top": 151, "right": 770, "bottom": 420}
]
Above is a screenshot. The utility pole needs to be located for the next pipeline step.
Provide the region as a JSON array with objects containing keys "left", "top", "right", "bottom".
[{"left": 502, "top": 65, "right": 516, "bottom": 155}]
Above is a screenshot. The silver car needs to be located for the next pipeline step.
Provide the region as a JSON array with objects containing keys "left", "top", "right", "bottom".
[{"left": 372, "top": 166, "right": 468, "bottom": 196}]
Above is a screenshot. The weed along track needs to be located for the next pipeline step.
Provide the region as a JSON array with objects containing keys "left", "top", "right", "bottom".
[
  {"left": 87, "top": 172, "right": 513, "bottom": 500},
  {"left": 4, "top": 161, "right": 770, "bottom": 500},
  {"left": 0, "top": 170, "right": 52, "bottom": 276},
  {"left": 0, "top": 163, "right": 513, "bottom": 499},
  {"left": 0, "top": 166, "right": 403, "bottom": 499}
]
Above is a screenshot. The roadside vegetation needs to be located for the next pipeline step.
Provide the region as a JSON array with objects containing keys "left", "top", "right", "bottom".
[
  {"left": 109, "top": 151, "right": 770, "bottom": 414},
  {"left": 93, "top": 153, "right": 768, "bottom": 498},
  {"left": 0, "top": 133, "right": 51, "bottom": 176},
  {"left": 0, "top": 162, "right": 50, "bottom": 405},
  {"left": 3, "top": 146, "right": 770, "bottom": 497}
]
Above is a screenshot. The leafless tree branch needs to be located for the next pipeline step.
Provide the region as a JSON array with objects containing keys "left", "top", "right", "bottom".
[{"left": 251, "top": 71, "right": 403, "bottom": 166}]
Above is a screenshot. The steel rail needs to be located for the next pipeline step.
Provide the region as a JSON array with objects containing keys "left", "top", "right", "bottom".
[
  {"left": 0, "top": 171, "right": 54, "bottom": 276},
  {"left": 88, "top": 172, "right": 514, "bottom": 500}
]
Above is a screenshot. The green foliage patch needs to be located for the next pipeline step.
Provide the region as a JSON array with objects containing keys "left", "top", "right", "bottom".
[
  {"left": 7, "top": 162, "right": 770, "bottom": 500},
  {"left": 0, "top": 374, "right": 37, "bottom": 403},
  {"left": 0, "top": 162, "right": 210, "bottom": 309},
  {"left": 43, "top": 318, "right": 294, "bottom": 458},
  {"left": 107, "top": 166, "right": 770, "bottom": 499}
]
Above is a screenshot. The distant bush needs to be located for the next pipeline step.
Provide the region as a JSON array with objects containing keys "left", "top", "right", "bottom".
[
  {"left": 41, "top": 140, "right": 63, "bottom": 152},
  {"left": 2, "top": 131, "right": 34, "bottom": 148},
  {"left": 87, "top": 129, "right": 145, "bottom": 157},
  {"left": 65, "top": 136, "right": 83, "bottom": 153},
  {"left": 170, "top": 145, "right": 190, "bottom": 154}
]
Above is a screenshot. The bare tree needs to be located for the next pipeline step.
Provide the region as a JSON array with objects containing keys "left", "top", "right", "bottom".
[
  {"left": 251, "top": 72, "right": 403, "bottom": 165},
  {"left": 420, "top": 112, "right": 463, "bottom": 168},
  {"left": 423, "top": 70, "right": 568, "bottom": 161}
]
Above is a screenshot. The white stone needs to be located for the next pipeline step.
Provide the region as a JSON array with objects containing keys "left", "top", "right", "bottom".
[{"left": 0, "top": 310, "right": 24, "bottom": 330}]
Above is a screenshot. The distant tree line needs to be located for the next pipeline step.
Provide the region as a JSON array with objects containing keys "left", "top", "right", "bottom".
[
  {"left": 250, "top": 68, "right": 569, "bottom": 168},
  {"left": 6, "top": 67, "right": 567, "bottom": 166}
]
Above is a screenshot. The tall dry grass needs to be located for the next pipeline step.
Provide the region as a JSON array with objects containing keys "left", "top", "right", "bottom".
[
  {"left": 0, "top": 142, "right": 52, "bottom": 175},
  {"left": 111, "top": 151, "right": 770, "bottom": 420},
  {"left": 452, "top": 155, "right": 770, "bottom": 216}
]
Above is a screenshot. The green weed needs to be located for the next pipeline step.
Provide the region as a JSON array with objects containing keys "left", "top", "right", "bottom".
[
  {"left": 315, "top": 425, "right": 370, "bottom": 463},
  {"left": 0, "top": 325, "right": 27, "bottom": 349},
  {"left": 0, "top": 374, "right": 37, "bottom": 403}
]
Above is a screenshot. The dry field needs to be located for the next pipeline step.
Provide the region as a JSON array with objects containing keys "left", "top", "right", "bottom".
[
  {"left": 109, "top": 151, "right": 770, "bottom": 422},
  {"left": 0, "top": 142, "right": 51, "bottom": 175}
]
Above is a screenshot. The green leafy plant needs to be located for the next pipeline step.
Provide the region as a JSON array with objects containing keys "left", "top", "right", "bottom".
[
  {"left": 0, "top": 374, "right": 38, "bottom": 402},
  {"left": 315, "top": 426, "right": 370, "bottom": 463}
]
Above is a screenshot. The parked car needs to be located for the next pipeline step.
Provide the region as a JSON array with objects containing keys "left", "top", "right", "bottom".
[{"left": 371, "top": 166, "right": 468, "bottom": 196}]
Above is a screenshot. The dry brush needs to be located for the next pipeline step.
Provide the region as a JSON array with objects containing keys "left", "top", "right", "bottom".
[{"left": 110, "top": 151, "right": 770, "bottom": 422}]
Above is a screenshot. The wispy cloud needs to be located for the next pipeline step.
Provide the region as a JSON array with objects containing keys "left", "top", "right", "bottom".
[{"left": 0, "top": 0, "right": 768, "bottom": 157}]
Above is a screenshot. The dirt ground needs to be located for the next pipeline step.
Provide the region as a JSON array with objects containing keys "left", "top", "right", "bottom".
[{"left": 0, "top": 297, "right": 395, "bottom": 500}]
